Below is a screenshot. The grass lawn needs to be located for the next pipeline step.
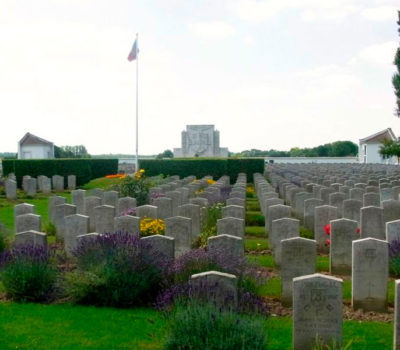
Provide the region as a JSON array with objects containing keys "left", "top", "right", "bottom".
[
  {"left": 245, "top": 226, "right": 265, "bottom": 237},
  {"left": 0, "top": 303, "right": 166, "bottom": 350},
  {"left": 245, "top": 236, "right": 269, "bottom": 251},
  {"left": 265, "top": 317, "right": 393, "bottom": 350},
  {"left": 0, "top": 192, "right": 71, "bottom": 233}
]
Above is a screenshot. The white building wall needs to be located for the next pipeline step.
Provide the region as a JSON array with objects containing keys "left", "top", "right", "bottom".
[
  {"left": 19, "top": 144, "right": 54, "bottom": 159},
  {"left": 359, "top": 143, "right": 398, "bottom": 164},
  {"left": 264, "top": 157, "right": 358, "bottom": 164}
]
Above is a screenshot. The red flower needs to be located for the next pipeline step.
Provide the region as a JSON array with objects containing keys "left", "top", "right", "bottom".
[
  {"left": 356, "top": 227, "right": 361, "bottom": 234},
  {"left": 325, "top": 239, "right": 331, "bottom": 245},
  {"left": 325, "top": 224, "right": 331, "bottom": 236}
]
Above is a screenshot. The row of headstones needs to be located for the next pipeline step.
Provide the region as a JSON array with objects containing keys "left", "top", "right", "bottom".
[
  {"left": 5, "top": 174, "right": 76, "bottom": 199},
  {"left": 12, "top": 174, "right": 245, "bottom": 258},
  {"left": 254, "top": 173, "right": 392, "bottom": 315}
]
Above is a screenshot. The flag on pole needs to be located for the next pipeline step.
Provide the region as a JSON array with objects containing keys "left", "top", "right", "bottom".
[{"left": 127, "top": 39, "right": 138, "bottom": 62}]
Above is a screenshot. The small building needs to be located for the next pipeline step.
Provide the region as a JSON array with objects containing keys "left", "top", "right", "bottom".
[
  {"left": 173, "top": 125, "right": 229, "bottom": 158},
  {"left": 358, "top": 128, "right": 398, "bottom": 164},
  {"left": 18, "top": 132, "right": 55, "bottom": 159}
]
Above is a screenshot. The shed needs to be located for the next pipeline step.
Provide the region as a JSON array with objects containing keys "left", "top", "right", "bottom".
[
  {"left": 358, "top": 128, "right": 397, "bottom": 164},
  {"left": 18, "top": 132, "right": 55, "bottom": 159}
]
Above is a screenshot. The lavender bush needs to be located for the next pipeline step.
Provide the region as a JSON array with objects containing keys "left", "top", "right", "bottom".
[
  {"left": 157, "top": 247, "right": 268, "bottom": 315},
  {"left": 389, "top": 239, "right": 400, "bottom": 277},
  {"left": 66, "top": 231, "right": 170, "bottom": 307},
  {"left": 163, "top": 299, "right": 268, "bottom": 350},
  {"left": 0, "top": 245, "right": 56, "bottom": 302}
]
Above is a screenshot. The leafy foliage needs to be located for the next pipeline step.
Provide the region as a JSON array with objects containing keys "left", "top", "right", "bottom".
[
  {"left": 2, "top": 159, "right": 118, "bottom": 187},
  {"left": 163, "top": 300, "right": 268, "bottom": 350},
  {"left": 139, "top": 158, "right": 264, "bottom": 184},
  {"left": 111, "top": 174, "right": 150, "bottom": 206},
  {"left": 379, "top": 138, "right": 400, "bottom": 161},
  {"left": 54, "top": 145, "right": 90, "bottom": 158},
  {"left": 156, "top": 149, "right": 174, "bottom": 159},
  {"left": 66, "top": 232, "right": 169, "bottom": 307},
  {"left": 235, "top": 141, "right": 358, "bottom": 157},
  {"left": 0, "top": 245, "right": 57, "bottom": 302},
  {"left": 389, "top": 239, "right": 400, "bottom": 277}
]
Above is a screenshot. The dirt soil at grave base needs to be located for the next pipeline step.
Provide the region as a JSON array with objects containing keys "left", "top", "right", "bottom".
[{"left": 265, "top": 297, "right": 394, "bottom": 322}]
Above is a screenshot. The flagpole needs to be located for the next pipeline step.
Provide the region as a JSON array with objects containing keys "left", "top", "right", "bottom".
[{"left": 135, "top": 33, "right": 139, "bottom": 172}]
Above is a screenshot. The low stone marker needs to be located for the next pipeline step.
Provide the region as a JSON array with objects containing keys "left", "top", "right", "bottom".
[
  {"left": 190, "top": 271, "right": 238, "bottom": 308},
  {"left": 217, "top": 217, "right": 245, "bottom": 238},
  {"left": 117, "top": 197, "right": 137, "bottom": 216},
  {"left": 48, "top": 196, "right": 66, "bottom": 223},
  {"left": 352, "top": 238, "right": 388, "bottom": 312},
  {"left": 304, "top": 198, "right": 323, "bottom": 232},
  {"left": 267, "top": 204, "right": 291, "bottom": 234},
  {"left": 5, "top": 179, "right": 17, "bottom": 200},
  {"left": 360, "top": 206, "right": 384, "bottom": 240},
  {"left": 387, "top": 219, "right": 400, "bottom": 244},
  {"left": 136, "top": 205, "right": 158, "bottom": 219},
  {"left": 363, "top": 192, "right": 380, "bottom": 207},
  {"left": 14, "top": 230, "right": 47, "bottom": 249},
  {"left": 15, "top": 203, "right": 35, "bottom": 224},
  {"left": 281, "top": 237, "right": 316, "bottom": 306},
  {"left": 114, "top": 215, "right": 140, "bottom": 235},
  {"left": 208, "top": 234, "right": 244, "bottom": 257},
  {"left": 71, "top": 189, "right": 86, "bottom": 215},
  {"left": 94, "top": 205, "right": 116, "bottom": 234},
  {"left": 68, "top": 175, "right": 76, "bottom": 190},
  {"left": 103, "top": 191, "right": 119, "bottom": 208},
  {"left": 154, "top": 197, "right": 173, "bottom": 220},
  {"left": 141, "top": 234, "right": 175, "bottom": 261},
  {"left": 330, "top": 218, "right": 358, "bottom": 275},
  {"left": 165, "top": 216, "right": 192, "bottom": 258},
  {"left": 177, "top": 204, "right": 201, "bottom": 236},
  {"left": 64, "top": 214, "right": 89, "bottom": 255},
  {"left": 54, "top": 204, "right": 77, "bottom": 238},
  {"left": 15, "top": 213, "right": 41, "bottom": 233},
  {"left": 343, "top": 199, "right": 362, "bottom": 224},
  {"left": 293, "top": 273, "right": 343, "bottom": 350},
  {"left": 84, "top": 196, "right": 102, "bottom": 232},
  {"left": 221, "top": 205, "right": 245, "bottom": 220},
  {"left": 52, "top": 175, "right": 64, "bottom": 192},
  {"left": 270, "top": 217, "right": 300, "bottom": 265},
  {"left": 26, "top": 178, "right": 37, "bottom": 196}
]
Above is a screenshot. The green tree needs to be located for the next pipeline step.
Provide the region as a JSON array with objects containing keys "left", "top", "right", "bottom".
[
  {"left": 54, "top": 145, "right": 90, "bottom": 158},
  {"left": 394, "top": 11, "right": 400, "bottom": 117},
  {"left": 156, "top": 149, "right": 174, "bottom": 159},
  {"left": 329, "top": 141, "right": 358, "bottom": 157},
  {"left": 379, "top": 138, "right": 400, "bottom": 162}
]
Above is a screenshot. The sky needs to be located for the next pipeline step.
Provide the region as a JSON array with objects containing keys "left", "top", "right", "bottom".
[{"left": 0, "top": 0, "right": 399, "bottom": 155}]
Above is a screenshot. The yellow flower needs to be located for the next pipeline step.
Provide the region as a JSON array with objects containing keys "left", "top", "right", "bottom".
[{"left": 206, "top": 179, "right": 216, "bottom": 185}]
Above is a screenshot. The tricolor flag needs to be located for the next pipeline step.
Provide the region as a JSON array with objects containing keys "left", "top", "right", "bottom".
[{"left": 127, "top": 39, "right": 138, "bottom": 62}]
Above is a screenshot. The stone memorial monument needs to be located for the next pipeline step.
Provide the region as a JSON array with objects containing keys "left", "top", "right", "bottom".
[{"left": 173, "top": 125, "right": 228, "bottom": 158}]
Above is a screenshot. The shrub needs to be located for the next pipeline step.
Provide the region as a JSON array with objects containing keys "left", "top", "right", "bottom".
[
  {"left": 245, "top": 212, "right": 265, "bottom": 226},
  {"left": 193, "top": 203, "right": 223, "bottom": 248},
  {"left": 2, "top": 159, "right": 118, "bottom": 187},
  {"left": 389, "top": 239, "right": 400, "bottom": 277},
  {"left": 163, "top": 300, "right": 268, "bottom": 350},
  {"left": 66, "top": 232, "right": 169, "bottom": 307},
  {"left": 140, "top": 217, "right": 165, "bottom": 236},
  {"left": 0, "top": 245, "right": 57, "bottom": 302},
  {"left": 158, "top": 248, "right": 268, "bottom": 312},
  {"left": 111, "top": 175, "right": 150, "bottom": 205},
  {"left": 139, "top": 158, "right": 264, "bottom": 184}
]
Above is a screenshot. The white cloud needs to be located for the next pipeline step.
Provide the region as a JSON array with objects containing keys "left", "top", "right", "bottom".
[
  {"left": 358, "top": 41, "right": 398, "bottom": 65},
  {"left": 188, "top": 21, "right": 235, "bottom": 40},
  {"left": 361, "top": 6, "right": 399, "bottom": 21},
  {"left": 244, "top": 35, "right": 256, "bottom": 45}
]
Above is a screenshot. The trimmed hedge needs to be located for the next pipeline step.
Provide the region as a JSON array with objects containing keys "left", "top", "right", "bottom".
[
  {"left": 139, "top": 158, "right": 264, "bottom": 183},
  {"left": 2, "top": 159, "right": 118, "bottom": 187}
]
